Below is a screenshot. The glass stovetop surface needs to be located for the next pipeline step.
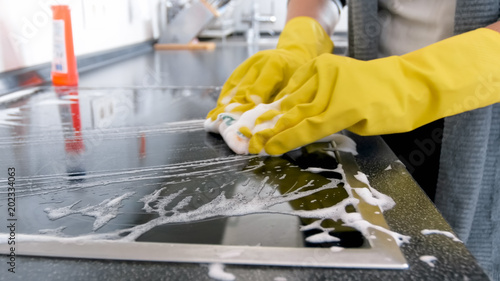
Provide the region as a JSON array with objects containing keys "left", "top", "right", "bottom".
[{"left": 0, "top": 86, "right": 407, "bottom": 268}]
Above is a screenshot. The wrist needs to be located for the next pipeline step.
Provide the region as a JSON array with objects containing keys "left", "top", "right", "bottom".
[
  {"left": 486, "top": 21, "right": 500, "bottom": 34},
  {"left": 287, "top": 0, "right": 342, "bottom": 35}
]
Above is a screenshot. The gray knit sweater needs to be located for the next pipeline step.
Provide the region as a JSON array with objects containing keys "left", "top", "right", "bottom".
[{"left": 347, "top": 1, "right": 500, "bottom": 280}]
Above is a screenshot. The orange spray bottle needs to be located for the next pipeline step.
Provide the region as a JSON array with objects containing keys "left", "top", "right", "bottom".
[
  {"left": 51, "top": 5, "right": 78, "bottom": 86},
  {"left": 51, "top": 5, "right": 83, "bottom": 153}
]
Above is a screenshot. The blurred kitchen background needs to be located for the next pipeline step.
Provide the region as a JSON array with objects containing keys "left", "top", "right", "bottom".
[{"left": 0, "top": 0, "right": 347, "bottom": 75}]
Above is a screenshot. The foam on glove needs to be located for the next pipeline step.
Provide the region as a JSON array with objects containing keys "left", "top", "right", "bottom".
[
  {"left": 205, "top": 98, "right": 359, "bottom": 156},
  {"left": 205, "top": 100, "right": 283, "bottom": 154}
]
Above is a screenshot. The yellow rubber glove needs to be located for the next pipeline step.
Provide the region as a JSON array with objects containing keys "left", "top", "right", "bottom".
[
  {"left": 220, "top": 28, "right": 500, "bottom": 155},
  {"left": 205, "top": 17, "right": 333, "bottom": 132}
]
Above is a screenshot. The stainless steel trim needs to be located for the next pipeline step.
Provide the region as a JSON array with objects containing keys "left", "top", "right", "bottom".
[{"left": 1, "top": 239, "right": 407, "bottom": 269}]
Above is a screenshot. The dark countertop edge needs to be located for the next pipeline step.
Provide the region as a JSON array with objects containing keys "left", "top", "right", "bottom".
[
  {"left": 345, "top": 132, "right": 490, "bottom": 280},
  {"left": 0, "top": 39, "right": 155, "bottom": 96}
]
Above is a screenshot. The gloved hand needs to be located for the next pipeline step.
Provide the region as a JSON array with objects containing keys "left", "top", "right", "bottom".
[
  {"left": 218, "top": 28, "right": 500, "bottom": 155},
  {"left": 205, "top": 17, "right": 333, "bottom": 133}
]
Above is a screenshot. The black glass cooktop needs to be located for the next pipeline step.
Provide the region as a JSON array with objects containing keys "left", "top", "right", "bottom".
[{"left": 0, "top": 86, "right": 407, "bottom": 269}]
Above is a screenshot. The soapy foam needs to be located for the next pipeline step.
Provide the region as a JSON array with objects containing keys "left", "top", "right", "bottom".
[
  {"left": 354, "top": 172, "right": 370, "bottom": 185},
  {"left": 205, "top": 113, "right": 241, "bottom": 134},
  {"left": 146, "top": 188, "right": 186, "bottom": 216},
  {"left": 419, "top": 255, "right": 437, "bottom": 267},
  {"left": 353, "top": 172, "right": 395, "bottom": 212},
  {"left": 252, "top": 114, "right": 282, "bottom": 135},
  {"left": 299, "top": 219, "right": 324, "bottom": 232},
  {"left": 353, "top": 188, "right": 382, "bottom": 206},
  {"left": 44, "top": 192, "right": 134, "bottom": 231},
  {"left": 39, "top": 226, "right": 67, "bottom": 236},
  {"left": 205, "top": 98, "right": 361, "bottom": 157},
  {"left": 421, "top": 229, "right": 462, "bottom": 242},
  {"left": 220, "top": 88, "right": 237, "bottom": 105},
  {"left": 11, "top": 180, "right": 374, "bottom": 244},
  {"left": 44, "top": 201, "right": 81, "bottom": 220},
  {"left": 319, "top": 134, "right": 358, "bottom": 156},
  {"left": 330, "top": 246, "right": 344, "bottom": 252},
  {"left": 0, "top": 232, "right": 124, "bottom": 244},
  {"left": 306, "top": 166, "right": 409, "bottom": 245},
  {"left": 204, "top": 117, "right": 220, "bottom": 133},
  {"left": 1, "top": 159, "right": 408, "bottom": 258},
  {"left": 344, "top": 218, "right": 410, "bottom": 246},
  {"left": 395, "top": 160, "right": 405, "bottom": 167},
  {"left": 208, "top": 263, "right": 235, "bottom": 281},
  {"left": 173, "top": 196, "right": 192, "bottom": 211},
  {"left": 210, "top": 100, "right": 283, "bottom": 154},
  {"left": 139, "top": 188, "right": 166, "bottom": 213},
  {"left": 305, "top": 231, "right": 340, "bottom": 243}
]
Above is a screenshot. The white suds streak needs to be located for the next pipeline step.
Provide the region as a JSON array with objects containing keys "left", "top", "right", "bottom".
[
  {"left": 10, "top": 155, "right": 256, "bottom": 183},
  {"left": 305, "top": 165, "right": 408, "bottom": 245},
  {"left": 49, "top": 178, "right": 339, "bottom": 242},
  {"left": 118, "top": 180, "right": 347, "bottom": 241},
  {"left": 419, "top": 255, "right": 437, "bottom": 267},
  {"left": 421, "top": 229, "right": 462, "bottom": 242},
  {"left": 208, "top": 263, "right": 235, "bottom": 281},
  {"left": 305, "top": 231, "right": 340, "bottom": 243},
  {"left": 139, "top": 187, "right": 167, "bottom": 213},
  {"left": 2, "top": 155, "right": 257, "bottom": 197},
  {"left": 44, "top": 192, "right": 135, "bottom": 231},
  {"left": 0, "top": 119, "right": 207, "bottom": 147},
  {"left": 138, "top": 166, "right": 399, "bottom": 246},
  {"left": 150, "top": 188, "right": 187, "bottom": 216}
]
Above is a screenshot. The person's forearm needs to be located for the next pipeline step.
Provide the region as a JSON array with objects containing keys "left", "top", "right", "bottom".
[{"left": 286, "top": 0, "right": 339, "bottom": 35}]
